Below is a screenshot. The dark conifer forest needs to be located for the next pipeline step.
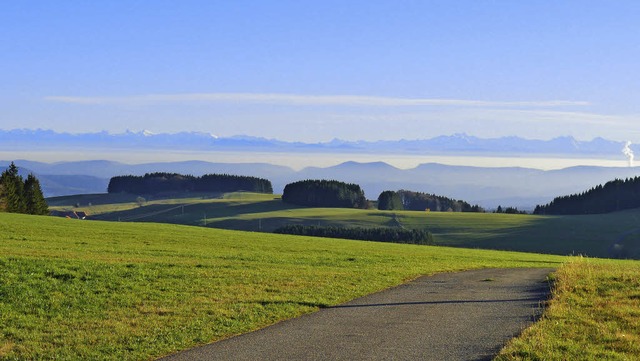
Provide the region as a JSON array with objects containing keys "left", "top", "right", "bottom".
[
  {"left": 377, "top": 190, "right": 404, "bottom": 210},
  {"left": 378, "top": 189, "right": 483, "bottom": 212},
  {"left": 281, "top": 179, "right": 368, "bottom": 208},
  {"left": 534, "top": 177, "right": 640, "bottom": 215},
  {"left": 107, "top": 172, "right": 273, "bottom": 195},
  {"left": 274, "top": 225, "right": 434, "bottom": 245}
]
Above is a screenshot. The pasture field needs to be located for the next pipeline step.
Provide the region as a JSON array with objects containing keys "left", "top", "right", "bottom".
[
  {"left": 50, "top": 192, "right": 640, "bottom": 258},
  {"left": 0, "top": 212, "right": 564, "bottom": 360},
  {"left": 497, "top": 257, "right": 640, "bottom": 360},
  {"left": 47, "top": 192, "right": 289, "bottom": 224}
]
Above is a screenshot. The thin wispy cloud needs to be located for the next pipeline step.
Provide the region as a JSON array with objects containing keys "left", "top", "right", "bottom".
[
  {"left": 320, "top": 107, "right": 636, "bottom": 128},
  {"left": 462, "top": 108, "right": 637, "bottom": 126},
  {"left": 316, "top": 107, "right": 640, "bottom": 141},
  {"left": 44, "top": 93, "right": 589, "bottom": 108}
]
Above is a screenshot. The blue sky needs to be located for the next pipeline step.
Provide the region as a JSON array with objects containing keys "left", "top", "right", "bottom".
[{"left": 2, "top": 1, "right": 640, "bottom": 142}]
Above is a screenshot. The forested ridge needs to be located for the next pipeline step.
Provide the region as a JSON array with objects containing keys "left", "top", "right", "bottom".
[
  {"left": 378, "top": 189, "right": 484, "bottom": 212},
  {"left": 282, "top": 179, "right": 368, "bottom": 208},
  {"left": 534, "top": 176, "right": 640, "bottom": 215},
  {"left": 108, "top": 172, "right": 273, "bottom": 195}
]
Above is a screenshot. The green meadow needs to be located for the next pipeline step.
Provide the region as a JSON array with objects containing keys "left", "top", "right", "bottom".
[
  {"left": 50, "top": 192, "right": 640, "bottom": 258},
  {"left": 15, "top": 192, "right": 640, "bottom": 360},
  {"left": 1, "top": 212, "right": 563, "bottom": 360}
]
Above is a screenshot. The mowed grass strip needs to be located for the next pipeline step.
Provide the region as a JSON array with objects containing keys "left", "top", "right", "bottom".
[
  {"left": 497, "top": 257, "right": 640, "bottom": 360},
  {"left": 0, "top": 213, "right": 563, "bottom": 360}
]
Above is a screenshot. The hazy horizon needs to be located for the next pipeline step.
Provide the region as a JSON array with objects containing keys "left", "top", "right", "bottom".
[
  {"left": 1, "top": 149, "right": 632, "bottom": 172},
  {"left": 2, "top": 128, "right": 636, "bottom": 171}
]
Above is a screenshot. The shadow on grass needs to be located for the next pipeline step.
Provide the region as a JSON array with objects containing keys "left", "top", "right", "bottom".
[
  {"left": 83, "top": 194, "right": 640, "bottom": 260},
  {"left": 440, "top": 213, "right": 640, "bottom": 259},
  {"left": 47, "top": 193, "right": 140, "bottom": 207},
  {"left": 253, "top": 300, "right": 330, "bottom": 308},
  {"left": 91, "top": 199, "right": 301, "bottom": 225}
]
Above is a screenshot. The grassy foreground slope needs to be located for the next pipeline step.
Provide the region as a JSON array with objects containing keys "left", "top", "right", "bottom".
[
  {"left": 498, "top": 257, "right": 640, "bottom": 360},
  {"left": 51, "top": 192, "right": 640, "bottom": 258},
  {"left": 0, "top": 212, "right": 563, "bottom": 360}
]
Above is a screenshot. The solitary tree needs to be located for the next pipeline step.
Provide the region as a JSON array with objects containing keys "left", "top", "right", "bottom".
[
  {"left": 0, "top": 162, "right": 26, "bottom": 213},
  {"left": 24, "top": 173, "right": 49, "bottom": 215},
  {"left": 136, "top": 196, "right": 146, "bottom": 207}
]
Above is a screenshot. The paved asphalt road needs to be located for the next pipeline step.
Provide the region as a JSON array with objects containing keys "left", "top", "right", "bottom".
[{"left": 161, "top": 268, "right": 554, "bottom": 361}]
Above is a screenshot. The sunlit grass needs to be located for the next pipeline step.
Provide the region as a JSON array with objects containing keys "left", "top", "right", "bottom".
[
  {"left": 0, "top": 212, "right": 564, "bottom": 360},
  {"left": 496, "top": 257, "right": 640, "bottom": 360},
  {"left": 35, "top": 193, "right": 640, "bottom": 359}
]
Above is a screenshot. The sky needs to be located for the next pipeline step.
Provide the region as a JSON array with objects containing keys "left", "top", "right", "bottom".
[{"left": 3, "top": 1, "right": 640, "bottom": 142}]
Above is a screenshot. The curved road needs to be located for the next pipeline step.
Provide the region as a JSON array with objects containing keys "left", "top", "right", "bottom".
[{"left": 161, "top": 268, "right": 554, "bottom": 361}]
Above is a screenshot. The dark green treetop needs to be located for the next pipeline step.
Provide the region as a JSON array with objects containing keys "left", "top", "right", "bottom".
[
  {"left": 0, "top": 162, "right": 49, "bottom": 215},
  {"left": 24, "top": 173, "right": 49, "bottom": 215},
  {"left": 377, "top": 190, "right": 404, "bottom": 210},
  {"left": 0, "top": 162, "right": 26, "bottom": 213}
]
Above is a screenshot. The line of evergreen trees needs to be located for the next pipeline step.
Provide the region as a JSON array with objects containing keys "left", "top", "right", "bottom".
[
  {"left": 534, "top": 177, "right": 640, "bottom": 215},
  {"left": 377, "top": 189, "right": 484, "bottom": 212},
  {"left": 282, "top": 179, "right": 368, "bottom": 208},
  {"left": 273, "top": 225, "right": 434, "bottom": 245},
  {"left": 494, "top": 205, "right": 527, "bottom": 214},
  {"left": 0, "top": 162, "right": 49, "bottom": 215},
  {"left": 107, "top": 172, "right": 273, "bottom": 195}
]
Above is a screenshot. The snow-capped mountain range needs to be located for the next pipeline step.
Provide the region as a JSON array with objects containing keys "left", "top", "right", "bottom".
[{"left": 0, "top": 129, "right": 634, "bottom": 156}]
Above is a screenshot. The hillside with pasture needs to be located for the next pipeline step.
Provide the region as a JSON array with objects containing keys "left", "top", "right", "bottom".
[{"left": 48, "top": 190, "right": 640, "bottom": 259}]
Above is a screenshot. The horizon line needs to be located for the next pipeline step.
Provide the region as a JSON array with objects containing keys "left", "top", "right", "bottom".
[{"left": 0, "top": 127, "right": 631, "bottom": 144}]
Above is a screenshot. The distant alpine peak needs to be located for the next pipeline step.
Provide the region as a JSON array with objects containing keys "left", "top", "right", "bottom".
[
  {"left": 185, "top": 131, "right": 219, "bottom": 138},
  {"left": 0, "top": 128, "right": 633, "bottom": 156},
  {"left": 451, "top": 132, "right": 472, "bottom": 139}
]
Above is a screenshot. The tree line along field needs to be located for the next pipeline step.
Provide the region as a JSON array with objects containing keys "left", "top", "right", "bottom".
[
  {"left": 107, "top": 173, "right": 273, "bottom": 195},
  {"left": 534, "top": 176, "right": 640, "bottom": 215},
  {"left": 49, "top": 192, "right": 640, "bottom": 259}
]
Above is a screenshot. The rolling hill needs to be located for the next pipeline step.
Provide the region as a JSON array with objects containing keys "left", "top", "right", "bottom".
[
  {"left": 48, "top": 191, "right": 640, "bottom": 259},
  {"left": 8, "top": 158, "right": 640, "bottom": 209}
]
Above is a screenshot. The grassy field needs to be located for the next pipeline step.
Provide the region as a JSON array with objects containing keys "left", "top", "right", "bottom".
[
  {"left": 497, "top": 257, "right": 640, "bottom": 360},
  {"left": 50, "top": 192, "right": 640, "bottom": 258},
  {"left": 0, "top": 212, "right": 565, "bottom": 360}
]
